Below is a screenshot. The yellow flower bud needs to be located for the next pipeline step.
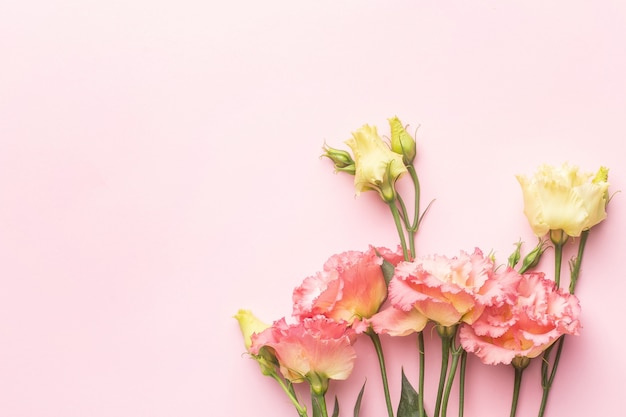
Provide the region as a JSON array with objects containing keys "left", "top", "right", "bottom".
[
  {"left": 233, "top": 309, "right": 270, "bottom": 351},
  {"left": 388, "top": 116, "right": 417, "bottom": 164}
]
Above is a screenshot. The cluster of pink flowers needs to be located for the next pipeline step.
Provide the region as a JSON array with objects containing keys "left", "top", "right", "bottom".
[{"left": 240, "top": 246, "right": 581, "bottom": 396}]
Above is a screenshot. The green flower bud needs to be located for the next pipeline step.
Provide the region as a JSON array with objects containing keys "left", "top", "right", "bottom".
[
  {"left": 388, "top": 116, "right": 417, "bottom": 165},
  {"left": 520, "top": 239, "right": 548, "bottom": 273},
  {"left": 321, "top": 144, "right": 356, "bottom": 174},
  {"left": 508, "top": 240, "right": 522, "bottom": 268},
  {"left": 255, "top": 346, "right": 280, "bottom": 376}
]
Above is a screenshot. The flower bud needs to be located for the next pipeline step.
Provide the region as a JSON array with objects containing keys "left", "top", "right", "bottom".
[
  {"left": 255, "top": 346, "right": 280, "bottom": 376},
  {"left": 507, "top": 241, "right": 522, "bottom": 268},
  {"left": 234, "top": 309, "right": 270, "bottom": 351},
  {"left": 520, "top": 240, "right": 548, "bottom": 272},
  {"left": 379, "top": 161, "right": 400, "bottom": 203},
  {"left": 321, "top": 144, "right": 356, "bottom": 174},
  {"left": 388, "top": 116, "right": 417, "bottom": 165}
]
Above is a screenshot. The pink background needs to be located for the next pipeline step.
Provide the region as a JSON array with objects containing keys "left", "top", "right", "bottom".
[{"left": 1, "top": 1, "right": 625, "bottom": 416}]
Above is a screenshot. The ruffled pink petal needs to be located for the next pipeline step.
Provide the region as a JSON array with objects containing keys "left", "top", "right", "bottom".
[
  {"left": 459, "top": 325, "right": 518, "bottom": 365},
  {"left": 369, "top": 306, "right": 428, "bottom": 336}
]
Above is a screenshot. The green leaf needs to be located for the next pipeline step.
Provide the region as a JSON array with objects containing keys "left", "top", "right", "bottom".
[
  {"left": 397, "top": 368, "right": 424, "bottom": 417},
  {"left": 353, "top": 380, "right": 366, "bottom": 417},
  {"left": 332, "top": 396, "right": 339, "bottom": 417}
]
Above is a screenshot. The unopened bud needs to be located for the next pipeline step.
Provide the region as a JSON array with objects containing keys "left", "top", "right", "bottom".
[
  {"left": 321, "top": 144, "right": 356, "bottom": 174},
  {"left": 388, "top": 116, "right": 417, "bottom": 165},
  {"left": 379, "top": 161, "right": 400, "bottom": 203},
  {"left": 520, "top": 240, "right": 548, "bottom": 273},
  {"left": 507, "top": 241, "right": 522, "bottom": 268}
]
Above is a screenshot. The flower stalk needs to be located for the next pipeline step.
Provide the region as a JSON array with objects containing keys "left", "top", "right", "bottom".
[
  {"left": 538, "top": 227, "right": 589, "bottom": 417},
  {"left": 273, "top": 374, "right": 308, "bottom": 417},
  {"left": 367, "top": 331, "right": 395, "bottom": 417},
  {"left": 510, "top": 356, "right": 530, "bottom": 417}
]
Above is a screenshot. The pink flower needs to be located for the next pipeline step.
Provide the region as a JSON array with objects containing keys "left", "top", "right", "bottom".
[
  {"left": 292, "top": 247, "right": 394, "bottom": 329},
  {"left": 250, "top": 315, "right": 357, "bottom": 394},
  {"left": 368, "top": 305, "right": 428, "bottom": 336},
  {"left": 459, "top": 272, "right": 581, "bottom": 365},
  {"left": 388, "top": 248, "right": 519, "bottom": 327}
]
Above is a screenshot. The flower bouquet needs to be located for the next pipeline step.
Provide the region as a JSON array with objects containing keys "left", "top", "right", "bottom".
[{"left": 234, "top": 117, "right": 611, "bottom": 417}]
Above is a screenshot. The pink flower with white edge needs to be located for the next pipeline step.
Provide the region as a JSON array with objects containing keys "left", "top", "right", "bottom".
[
  {"left": 250, "top": 315, "right": 357, "bottom": 394},
  {"left": 292, "top": 246, "right": 395, "bottom": 330},
  {"left": 388, "top": 248, "right": 520, "bottom": 327},
  {"left": 459, "top": 271, "right": 581, "bottom": 365}
]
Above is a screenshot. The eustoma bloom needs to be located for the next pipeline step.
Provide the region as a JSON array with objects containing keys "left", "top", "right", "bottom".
[
  {"left": 345, "top": 123, "right": 407, "bottom": 202},
  {"left": 292, "top": 246, "right": 395, "bottom": 332},
  {"left": 388, "top": 248, "right": 519, "bottom": 327},
  {"left": 251, "top": 316, "right": 357, "bottom": 396},
  {"left": 388, "top": 248, "right": 521, "bottom": 417},
  {"left": 459, "top": 271, "right": 581, "bottom": 365},
  {"left": 516, "top": 163, "right": 609, "bottom": 238}
]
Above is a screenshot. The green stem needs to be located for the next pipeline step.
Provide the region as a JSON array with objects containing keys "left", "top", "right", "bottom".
[
  {"left": 458, "top": 350, "right": 467, "bottom": 417},
  {"left": 569, "top": 230, "right": 589, "bottom": 294},
  {"left": 271, "top": 374, "right": 308, "bottom": 417},
  {"left": 418, "top": 332, "right": 426, "bottom": 417},
  {"left": 441, "top": 345, "right": 463, "bottom": 417},
  {"left": 407, "top": 164, "right": 421, "bottom": 232},
  {"left": 433, "top": 328, "right": 453, "bottom": 417},
  {"left": 406, "top": 164, "right": 421, "bottom": 259},
  {"left": 368, "top": 332, "right": 395, "bottom": 417},
  {"left": 396, "top": 193, "right": 416, "bottom": 261},
  {"left": 538, "top": 336, "right": 565, "bottom": 417},
  {"left": 510, "top": 366, "right": 524, "bottom": 417},
  {"left": 549, "top": 230, "right": 566, "bottom": 289},
  {"left": 312, "top": 390, "right": 329, "bottom": 417},
  {"left": 388, "top": 202, "right": 409, "bottom": 261}
]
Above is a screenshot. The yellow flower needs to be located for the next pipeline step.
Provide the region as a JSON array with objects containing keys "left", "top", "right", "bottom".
[
  {"left": 516, "top": 163, "right": 609, "bottom": 237},
  {"left": 345, "top": 124, "right": 407, "bottom": 202}
]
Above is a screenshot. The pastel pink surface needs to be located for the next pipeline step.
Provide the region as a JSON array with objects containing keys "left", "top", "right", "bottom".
[{"left": 1, "top": 1, "right": 625, "bottom": 416}]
